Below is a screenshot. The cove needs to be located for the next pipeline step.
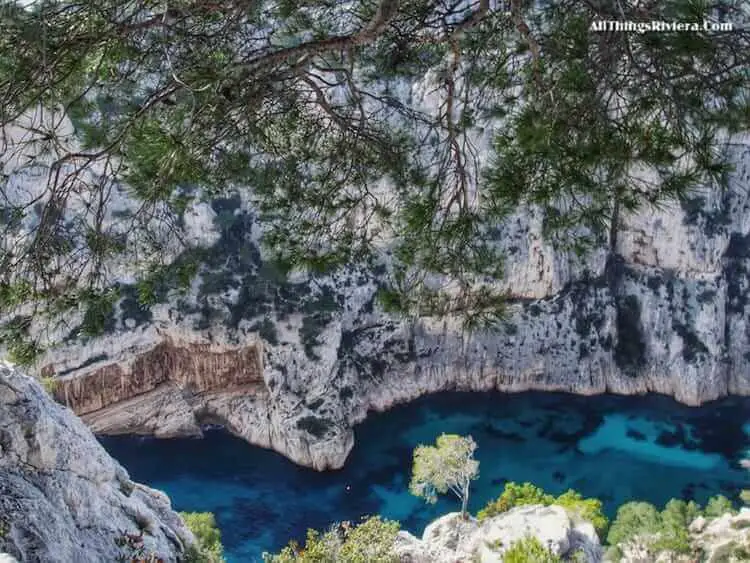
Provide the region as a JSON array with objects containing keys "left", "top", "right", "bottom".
[{"left": 99, "top": 391, "right": 750, "bottom": 562}]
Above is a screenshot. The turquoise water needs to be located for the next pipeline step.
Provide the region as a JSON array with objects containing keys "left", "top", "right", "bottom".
[{"left": 99, "top": 392, "right": 750, "bottom": 562}]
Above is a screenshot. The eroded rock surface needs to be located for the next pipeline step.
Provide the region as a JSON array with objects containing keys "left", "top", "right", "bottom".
[
  {"left": 21, "top": 135, "right": 750, "bottom": 470},
  {"left": 0, "top": 364, "right": 194, "bottom": 563},
  {"left": 394, "top": 506, "right": 602, "bottom": 562}
]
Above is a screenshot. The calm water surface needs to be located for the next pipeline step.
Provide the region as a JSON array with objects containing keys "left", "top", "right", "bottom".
[{"left": 99, "top": 392, "right": 750, "bottom": 562}]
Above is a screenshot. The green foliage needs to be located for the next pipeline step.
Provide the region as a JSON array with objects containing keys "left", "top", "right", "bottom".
[
  {"left": 555, "top": 490, "right": 608, "bottom": 536},
  {"left": 704, "top": 495, "right": 737, "bottom": 519},
  {"left": 741, "top": 490, "right": 750, "bottom": 506},
  {"left": 262, "top": 516, "right": 399, "bottom": 563},
  {"left": 410, "top": 434, "right": 479, "bottom": 518},
  {"left": 79, "top": 287, "right": 120, "bottom": 338},
  {"left": 606, "top": 502, "right": 661, "bottom": 548},
  {"left": 0, "top": 281, "right": 35, "bottom": 310},
  {"left": 606, "top": 499, "right": 700, "bottom": 557},
  {"left": 179, "top": 512, "right": 225, "bottom": 563},
  {"left": 134, "top": 251, "right": 202, "bottom": 307},
  {"left": 477, "top": 482, "right": 553, "bottom": 520},
  {"left": 652, "top": 499, "right": 700, "bottom": 554},
  {"left": 0, "top": 0, "right": 747, "bottom": 349},
  {"left": 0, "top": 316, "right": 42, "bottom": 366},
  {"left": 337, "top": 517, "right": 401, "bottom": 563},
  {"left": 477, "top": 483, "right": 608, "bottom": 536},
  {"left": 502, "top": 536, "right": 561, "bottom": 563},
  {"left": 485, "top": 0, "right": 745, "bottom": 255}
]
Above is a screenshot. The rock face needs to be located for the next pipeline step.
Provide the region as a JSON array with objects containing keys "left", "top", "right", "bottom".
[
  {"left": 691, "top": 508, "right": 750, "bottom": 563},
  {"left": 18, "top": 132, "right": 750, "bottom": 469},
  {"left": 393, "top": 506, "right": 602, "bottom": 562},
  {"left": 0, "top": 364, "right": 194, "bottom": 563}
]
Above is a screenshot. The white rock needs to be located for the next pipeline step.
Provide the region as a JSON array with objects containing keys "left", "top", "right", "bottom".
[
  {"left": 689, "top": 516, "right": 707, "bottom": 534},
  {"left": 398, "top": 507, "right": 602, "bottom": 563},
  {"left": 0, "top": 366, "right": 195, "bottom": 562}
]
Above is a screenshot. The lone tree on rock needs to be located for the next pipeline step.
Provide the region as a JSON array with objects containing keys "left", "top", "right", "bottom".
[{"left": 409, "top": 433, "right": 479, "bottom": 520}]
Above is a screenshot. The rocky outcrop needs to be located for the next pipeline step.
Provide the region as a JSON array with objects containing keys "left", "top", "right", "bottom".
[
  {"left": 609, "top": 508, "right": 750, "bottom": 562},
  {"left": 42, "top": 328, "right": 265, "bottom": 439},
  {"left": 0, "top": 363, "right": 195, "bottom": 563},
  {"left": 48, "top": 332, "right": 263, "bottom": 415},
  {"left": 15, "top": 121, "right": 750, "bottom": 470},
  {"left": 691, "top": 508, "right": 750, "bottom": 563},
  {"left": 394, "top": 506, "right": 602, "bottom": 562}
]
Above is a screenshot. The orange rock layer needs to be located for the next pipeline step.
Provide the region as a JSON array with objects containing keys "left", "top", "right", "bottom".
[{"left": 47, "top": 338, "right": 264, "bottom": 415}]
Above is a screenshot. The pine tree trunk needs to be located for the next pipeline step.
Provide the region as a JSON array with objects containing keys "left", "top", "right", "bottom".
[{"left": 461, "top": 483, "right": 469, "bottom": 520}]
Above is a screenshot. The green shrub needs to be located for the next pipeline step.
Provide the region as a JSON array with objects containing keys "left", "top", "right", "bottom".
[
  {"left": 337, "top": 516, "right": 400, "bottom": 563},
  {"left": 477, "top": 483, "right": 608, "bottom": 536},
  {"left": 606, "top": 502, "right": 661, "bottom": 547},
  {"left": 6, "top": 337, "right": 42, "bottom": 366},
  {"left": 740, "top": 490, "right": 750, "bottom": 506},
  {"left": 606, "top": 500, "right": 697, "bottom": 557},
  {"left": 704, "top": 495, "right": 736, "bottom": 519},
  {"left": 477, "top": 482, "right": 553, "bottom": 520},
  {"left": 79, "top": 287, "right": 119, "bottom": 337},
  {"left": 502, "top": 536, "right": 561, "bottom": 563},
  {"left": 555, "top": 490, "right": 608, "bottom": 536},
  {"left": 651, "top": 499, "right": 698, "bottom": 554},
  {"left": 262, "top": 516, "right": 399, "bottom": 563},
  {"left": 180, "top": 512, "right": 225, "bottom": 563},
  {"left": 265, "top": 528, "right": 340, "bottom": 562}
]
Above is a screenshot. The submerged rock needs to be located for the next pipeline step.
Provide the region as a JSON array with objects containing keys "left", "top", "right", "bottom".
[{"left": 0, "top": 364, "right": 194, "bottom": 563}]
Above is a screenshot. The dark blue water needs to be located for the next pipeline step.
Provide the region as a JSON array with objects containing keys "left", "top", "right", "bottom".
[{"left": 99, "top": 392, "right": 750, "bottom": 562}]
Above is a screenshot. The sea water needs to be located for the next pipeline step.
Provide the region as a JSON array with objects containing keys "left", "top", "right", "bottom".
[{"left": 99, "top": 391, "right": 750, "bottom": 562}]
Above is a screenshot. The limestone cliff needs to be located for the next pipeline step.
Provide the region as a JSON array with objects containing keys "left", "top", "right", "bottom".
[
  {"left": 0, "top": 363, "right": 194, "bottom": 563},
  {"left": 28, "top": 134, "right": 750, "bottom": 471},
  {"left": 394, "top": 506, "right": 602, "bottom": 562}
]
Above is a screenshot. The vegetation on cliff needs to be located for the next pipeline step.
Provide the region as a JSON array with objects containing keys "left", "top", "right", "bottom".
[
  {"left": 180, "top": 512, "right": 226, "bottom": 563},
  {"left": 263, "top": 481, "right": 746, "bottom": 562},
  {"left": 262, "top": 436, "right": 749, "bottom": 561},
  {"left": 262, "top": 516, "right": 400, "bottom": 563},
  {"left": 477, "top": 482, "right": 608, "bottom": 536},
  {"left": 0, "top": 0, "right": 748, "bottom": 360}
]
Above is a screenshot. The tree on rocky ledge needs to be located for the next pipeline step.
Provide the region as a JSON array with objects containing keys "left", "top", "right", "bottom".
[
  {"left": 409, "top": 433, "right": 479, "bottom": 519},
  {"left": 0, "top": 0, "right": 748, "bottom": 358}
]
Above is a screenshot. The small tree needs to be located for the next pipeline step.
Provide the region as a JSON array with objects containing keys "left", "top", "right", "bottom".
[{"left": 409, "top": 434, "right": 479, "bottom": 519}]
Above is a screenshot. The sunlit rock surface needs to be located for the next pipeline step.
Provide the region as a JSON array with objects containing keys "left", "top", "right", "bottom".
[
  {"left": 394, "top": 507, "right": 602, "bottom": 562},
  {"left": 0, "top": 364, "right": 194, "bottom": 563}
]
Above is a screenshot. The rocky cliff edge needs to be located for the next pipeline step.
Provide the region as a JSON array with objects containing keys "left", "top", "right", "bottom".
[{"left": 0, "top": 363, "right": 194, "bottom": 563}]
